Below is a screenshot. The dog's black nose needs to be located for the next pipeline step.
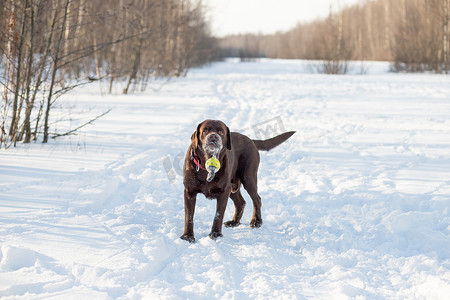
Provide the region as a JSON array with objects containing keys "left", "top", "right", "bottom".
[{"left": 208, "top": 133, "right": 220, "bottom": 143}]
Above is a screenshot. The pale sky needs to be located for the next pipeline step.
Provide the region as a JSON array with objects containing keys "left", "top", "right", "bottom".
[{"left": 203, "top": 0, "right": 362, "bottom": 37}]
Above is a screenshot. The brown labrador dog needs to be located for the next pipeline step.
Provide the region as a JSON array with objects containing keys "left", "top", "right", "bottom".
[{"left": 181, "top": 119, "right": 295, "bottom": 243}]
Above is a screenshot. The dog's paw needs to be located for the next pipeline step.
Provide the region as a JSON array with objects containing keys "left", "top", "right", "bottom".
[
  {"left": 224, "top": 220, "right": 241, "bottom": 227},
  {"left": 180, "top": 234, "right": 195, "bottom": 243},
  {"left": 209, "top": 232, "right": 223, "bottom": 240},
  {"left": 250, "top": 219, "right": 263, "bottom": 228}
]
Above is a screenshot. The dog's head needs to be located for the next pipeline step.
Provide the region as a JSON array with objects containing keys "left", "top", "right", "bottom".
[{"left": 191, "top": 120, "right": 231, "bottom": 158}]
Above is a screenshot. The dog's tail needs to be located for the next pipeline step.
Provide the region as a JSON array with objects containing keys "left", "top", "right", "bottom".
[{"left": 252, "top": 131, "right": 295, "bottom": 151}]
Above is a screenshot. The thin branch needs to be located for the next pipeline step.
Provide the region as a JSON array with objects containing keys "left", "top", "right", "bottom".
[{"left": 51, "top": 108, "right": 111, "bottom": 139}]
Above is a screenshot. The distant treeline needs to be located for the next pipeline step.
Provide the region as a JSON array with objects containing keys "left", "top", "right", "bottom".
[
  {"left": 219, "top": 0, "right": 450, "bottom": 73},
  {"left": 0, "top": 0, "right": 216, "bottom": 147}
]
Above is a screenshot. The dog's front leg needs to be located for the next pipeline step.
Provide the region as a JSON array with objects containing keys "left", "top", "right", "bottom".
[
  {"left": 181, "top": 189, "right": 197, "bottom": 243},
  {"left": 209, "top": 192, "right": 229, "bottom": 239}
]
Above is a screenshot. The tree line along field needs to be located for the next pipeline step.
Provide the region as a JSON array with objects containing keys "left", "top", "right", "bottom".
[{"left": 220, "top": 0, "right": 450, "bottom": 73}]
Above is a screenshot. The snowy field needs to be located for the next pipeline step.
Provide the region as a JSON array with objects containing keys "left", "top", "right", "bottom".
[{"left": 1, "top": 59, "right": 450, "bottom": 299}]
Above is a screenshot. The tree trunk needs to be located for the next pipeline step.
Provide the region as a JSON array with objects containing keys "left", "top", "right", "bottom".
[
  {"left": 9, "top": 0, "right": 28, "bottom": 142},
  {"left": 64, "top": 0, "right": 71, "bottom": 57},
  {"left": 93, "top": 34, "right": 103, "bottom": 94},
  {"left": 29, "top": 0, "right": 59, "bottom": 142},
  {"left": 384, "top": 0, "right": 391, "bottom": 57},
  {"left": 74, "top": 0, "right": 84, "bottom": 49},
  {"left": 444, "top": 0, "right": 450, "bottom": 73},
  {"left": 123, "top": 37, "right": 143, "bottom": 94},
  {"left": 19, "top": 0, "right": 35, "bottom": 143},
  {"left": 44, "top": 0, "right": 71, "bottom": 143}
]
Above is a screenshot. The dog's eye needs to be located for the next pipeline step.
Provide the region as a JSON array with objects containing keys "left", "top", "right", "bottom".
[{"left": 218, "top": 129, "right": 224, "bottom": 135}]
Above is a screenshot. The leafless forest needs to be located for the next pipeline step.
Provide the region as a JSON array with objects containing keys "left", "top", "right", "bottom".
[
  {"left": 220, "top": 0, "right": 450, "bottom": 74},
  {"left": 1, "top": 0, "right": 450, "bottom": 148},
  {"left": 0, "top": 0, "right": 215, "bottom": 147}
]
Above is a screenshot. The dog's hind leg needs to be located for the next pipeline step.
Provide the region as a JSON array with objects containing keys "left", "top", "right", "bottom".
[
  {"left": 224, "top": 189, "right": 246, "bottom": 227},
  {"left": 248, "top": 191, "right": 262, "bottom": 228},
  {"left": 242, "top": 177, "right": 263, "bottom": 228}
]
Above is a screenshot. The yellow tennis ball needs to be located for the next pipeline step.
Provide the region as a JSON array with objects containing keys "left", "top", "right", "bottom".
[{"left": 205, "top": 157, "right": 220, "bottom": 171}]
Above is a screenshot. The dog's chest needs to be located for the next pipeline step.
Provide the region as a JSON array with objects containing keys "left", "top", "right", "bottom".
[
  {"left": 201, "top": 183, "right": 225, "bottom": 199},
  {"left": 193, "top": 168, "right": 228, "bottom": 199}
]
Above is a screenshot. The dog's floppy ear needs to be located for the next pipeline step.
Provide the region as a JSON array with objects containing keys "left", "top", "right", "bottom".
[
  {"left": 191, "top": 122, "right": 203, "bottom": 149},
  {"left": 226, "top": 125, "right": 232, "bottom": 150}
]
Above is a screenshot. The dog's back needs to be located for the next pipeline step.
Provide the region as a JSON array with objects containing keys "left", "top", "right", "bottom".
[{"left": 229, "top": 130, "right": 295, "bottom": 187}]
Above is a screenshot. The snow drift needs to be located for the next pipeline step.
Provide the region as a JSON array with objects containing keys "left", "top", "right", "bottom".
[{"left": 1, "top": 59, "right": 449, "bottom": 299}]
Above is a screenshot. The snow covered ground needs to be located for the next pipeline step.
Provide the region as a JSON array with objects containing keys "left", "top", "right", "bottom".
[{"left": 1, "top": 59, "right": 449, "bottom": 299}]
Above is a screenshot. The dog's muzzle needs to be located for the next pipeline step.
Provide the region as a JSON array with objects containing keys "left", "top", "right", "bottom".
[{"left": 203, "top": 133, "right": 223, "bottom": 155}]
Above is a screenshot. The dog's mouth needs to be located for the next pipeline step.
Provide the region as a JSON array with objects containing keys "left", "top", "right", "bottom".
[{"left": 208, "top": 141, "right": 220, "bottom": 148}]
